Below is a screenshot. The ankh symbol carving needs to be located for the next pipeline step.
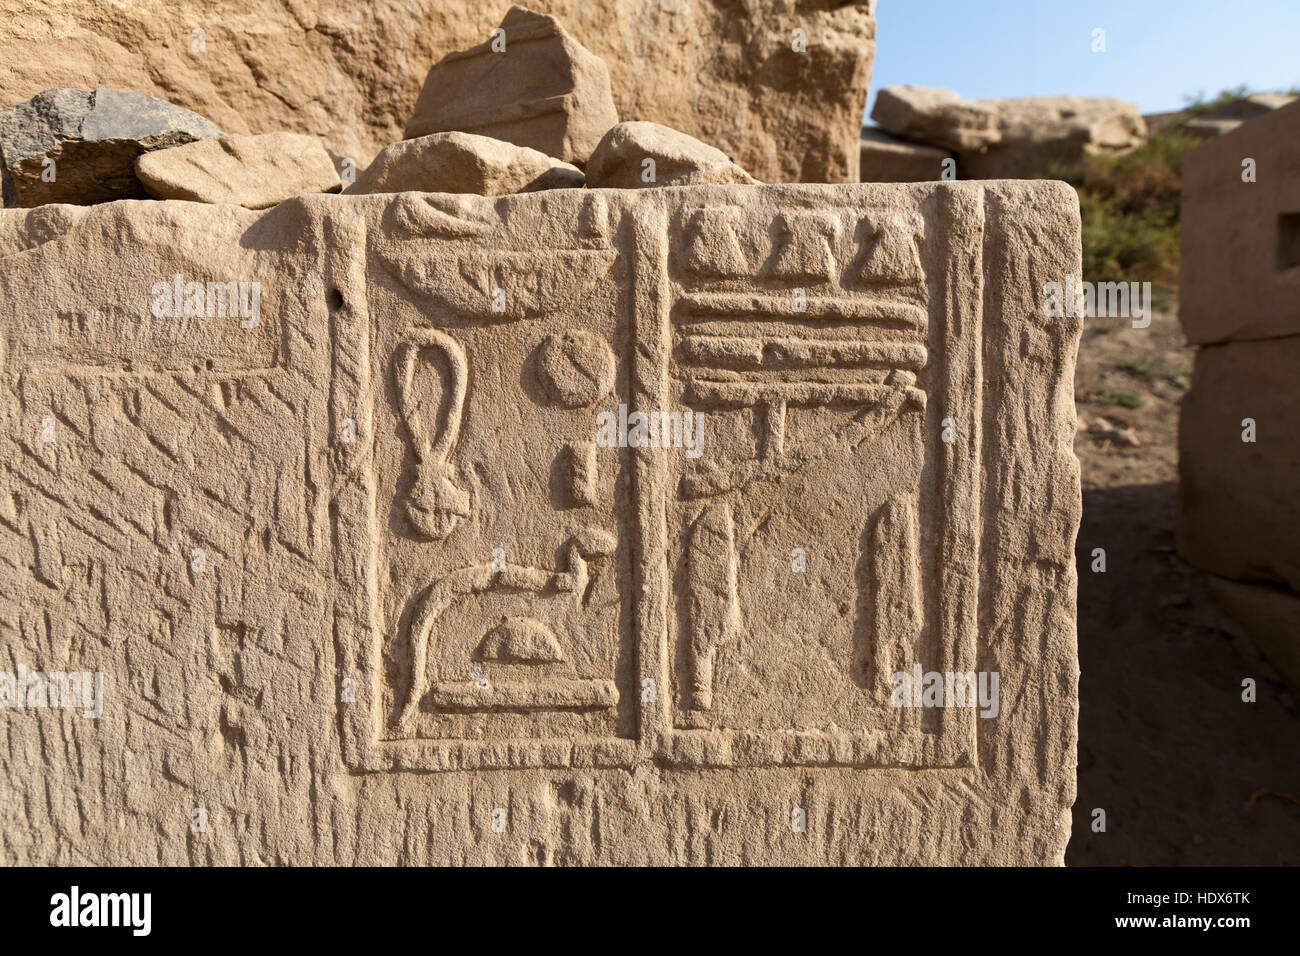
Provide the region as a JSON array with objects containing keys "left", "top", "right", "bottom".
[{"left": 394, "top": 329, "right": 472, "bottom": 540}]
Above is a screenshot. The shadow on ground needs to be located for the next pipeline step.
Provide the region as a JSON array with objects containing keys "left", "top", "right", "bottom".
[{"left": 1067, "top": 480, "right": 1300, "bottom": 865}]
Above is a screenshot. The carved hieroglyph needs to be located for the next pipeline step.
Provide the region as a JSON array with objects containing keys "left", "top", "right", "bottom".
[{"left": 0, "top": 183, "right": 1081, "bottom": 865}]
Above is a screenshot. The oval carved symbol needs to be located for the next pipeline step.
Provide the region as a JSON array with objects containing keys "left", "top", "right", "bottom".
[{"left": 535, "top": 330, "right": 616, "bottom": 408}]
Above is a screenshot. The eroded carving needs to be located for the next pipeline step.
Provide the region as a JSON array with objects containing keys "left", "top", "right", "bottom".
[
  {"left": 395, "top": 528, "right": 616, "bottom": 731},
  {"left": 393, "top": 329, "right": 471, "bottom": 540},
  {"left": 0, "top": 183, "right": 1082, "bottom": 865}
]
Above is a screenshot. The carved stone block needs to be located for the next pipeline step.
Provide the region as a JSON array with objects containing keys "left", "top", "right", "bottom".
[{"left": 0, "top": 181, "right": 1081, "bottom": 864}]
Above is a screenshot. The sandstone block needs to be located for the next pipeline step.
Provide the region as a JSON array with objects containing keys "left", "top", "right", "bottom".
[
  {"left": 1208, "top": 577, "right": 1300, "bottom": 697},
  {"left": 0, "top": 0, "right": 875, "bottom": 185},
  {"left": 1146, "top": 93, "right": 1296, "bottom": 141},
  {"left": 346, "top": 131, "right": 583, "bottom": 196},
  {"left": 1241, "top": 92, "right": 1298, "bottom": 113},
  {"left": 135, "top": 132, "right": 339, "bottom": 209},
  {"left": 1177, "top": 336, "right": 1300, "bottom": 594},
  {"left": 0, "top": 180, "right": 1081, "bottom": 865},
  {"left": 1182, "top": 117, "right": 1246, "bottom": 139},
  {"left": 404, "top": 7, "right": 617, "bottom": 166},
  {"left": 1179, "top": 100, "right": 1300, "bottom": 344},
  {"left": 859, "top": 126, "right": 951, "bottom": 183},
  {"left": 584, "top": 122, "right": 758, "bottom": 189},
  {"left": 871, "top": 86, "right": 1001, "bottom": 153},
  {"left": 957, "top": 97, "right": 1146, "bottom": 180},
  {"left": 1195, "top": 92, "right": 1297, "bottom": 126},
  {"left": 0, "top": 87, "right": 221, "bottom": 207}
]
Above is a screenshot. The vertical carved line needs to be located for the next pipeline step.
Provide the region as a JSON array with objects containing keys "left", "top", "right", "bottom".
[
  {"left": 683, "top": 501, "right": 740, "bottom": 715},
  {"left": 933, "top": 183, "right": 984, "bottom": 763},
  {"left": 631, "top": 197, "right": 671, "bottom": 748},
  {"left": 325, "top": 211, "right": 377, "bottom": 765},
  {"left": 867, "top": 496, "right": 923, "bottom": 700}
]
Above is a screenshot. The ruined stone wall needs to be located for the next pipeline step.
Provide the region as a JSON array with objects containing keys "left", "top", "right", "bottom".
[{"left": 1178, "top": 101, "right": 1300, "bottom": 694}]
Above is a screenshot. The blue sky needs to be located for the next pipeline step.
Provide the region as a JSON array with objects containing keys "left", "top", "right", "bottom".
[{"left": 867, "top": 0, "right": 1300, "bottom": 118}]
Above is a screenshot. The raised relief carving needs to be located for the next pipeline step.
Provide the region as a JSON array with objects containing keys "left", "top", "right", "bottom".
[
  {"left": 852, "top": 211, "right": 925, "bottom": 285},
  {"left": 767, "top": 211, "right": 839, "bottom": 282},
  {"left": 397, "top": 248, "right": 617, "bottom": 319},
  {"left": 661, "top": 197, "right": 964, "bottom": 764},
  {"left": 476, "top": 616, "right": 566, "bottom": 664},
  {"left": 2, "top": 181, "right": 1081, "bottom": 864},
  {"left": 394, "top": 528, "right": 617, "bottom": 731},
  {"left": 680, "top": 502, "right": 741, "bottom": 721},
  {"left": 683, "top": 206, "right": 747, "bottom": 278},
  {"left": 393, "top": 329, "right": 471, "bottom": 540},
  {"left": 559, "top": 440, "right": 599, "bottom": 508},
  {"left": 534, "top": 330, "right": 616, "bottom": 408}
]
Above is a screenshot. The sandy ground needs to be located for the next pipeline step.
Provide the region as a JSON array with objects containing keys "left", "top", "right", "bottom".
[{"left": 1066, "top": 310, "right": 1300, "bottom": 865}]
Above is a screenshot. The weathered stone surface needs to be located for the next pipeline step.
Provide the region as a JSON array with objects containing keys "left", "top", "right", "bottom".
[
  {"left": 1208, "top": 577, "right": 1300, "bottom": 697},
  {"left": 135, "top": 132, "right": 339, "bottom": 209},
  {"left": 0, "top": 181, "right": 1080, "bottom": 864},
  {"left": 1178, "top": 336, "right": 1300, "bottom": 594},
  {"left": 0, "top": 0, "right": 875, "bottom": 184},
  {"left": 1147, "top": 94, "right": 1297, "bottom": 140},
  {"left": 1177, "top": 101, "right": 1300, "bottom": 694},
  {"left": 872, "top": 88, "right": 1146, "bottom": 179},
  {"left": 1182, "top": 117, "right": 1246, "bottom": 139},
  {"left": 1179, "top": 100, "right": 1300, "bottom": 344},
  {"left": 1239, "top": 92, "right": 1298, "bottom": 114},
  {"left": 957, "top": 97, "right": 1146, "bottom": 179},
  {"left": 871, "top": 86, "right": 1000, "bottom": 153},
  {"left": 347, "top": 131, "right": 583, "bottom": 196},
  {"left": 585, "top": 121, "right": 758, "bottom": 188},
  {"left": 405, "top": 7, "right": 616, "bottom": 167},
  {"left": 0, "top": 87, "right": 220, "bottom": 207},
  {"left": 859, "top": 126, "right": 951, "bottom": 183}
]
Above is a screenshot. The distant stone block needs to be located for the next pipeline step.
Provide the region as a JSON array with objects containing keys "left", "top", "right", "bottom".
[
  {"left": 1179, "top": 100, "right": 1300, "bottom": 345},
  {"left": 859, "top": 126, "right": 951, "bottom": 183}
]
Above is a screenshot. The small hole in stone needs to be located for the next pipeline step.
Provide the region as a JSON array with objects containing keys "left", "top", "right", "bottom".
[{"left": 327, "top": 288, "right": 345, "bottom": 311}]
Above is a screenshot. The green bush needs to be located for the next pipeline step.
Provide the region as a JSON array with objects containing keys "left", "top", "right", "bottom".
[{"left": 1051, "top": 130, "right": 1196, "bottom": 309}]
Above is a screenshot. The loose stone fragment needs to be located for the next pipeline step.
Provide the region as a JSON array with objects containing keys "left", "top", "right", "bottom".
[
  {"left": 346, "top": 132, "right": 583, "bottom": 196},
  {"left": 404, "top": 6, "right": 618, "bottom": 167},
  {"left": 957, "top": 96, "right": 1146, "bottom": 179},
  {"left": 136, "top": 132, "right": 340, "bottom": 208},
  {"left": 584, "top": 121, "right": 759, "bottom": 188},
  {"left": 871, "top": 86, "right": 1001, "bottom": 152},
  {"left": 0, "top": 87, "right": 221, "bottom": 207},
  {"left": 859, "top": 126, "right": 952, "bottom": 183}
]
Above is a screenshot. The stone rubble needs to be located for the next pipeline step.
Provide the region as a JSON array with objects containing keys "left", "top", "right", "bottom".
[
  {"left": 584, "top": 121, "right": 759, "bottom": 189},
  {"left": 404, "top": 6, "right": 618, "bottom": 167},
  {"left": 0, "top": 1, "right": 877, "bottom": 185},
  {"left": 864, "top": 86, "right": 1146, "bottom": 182},
  {"left": 958, "top": 96, "right": 1146, "bottom": 179},
  {"left": 0, "top": 87, "right": 221, "bottom": 207},
  {"left": 346, "top": 131, "right": 584, "bottom": 196},
  {"left": 135, "top": 131, "right": 340, "bottom": 209}
]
